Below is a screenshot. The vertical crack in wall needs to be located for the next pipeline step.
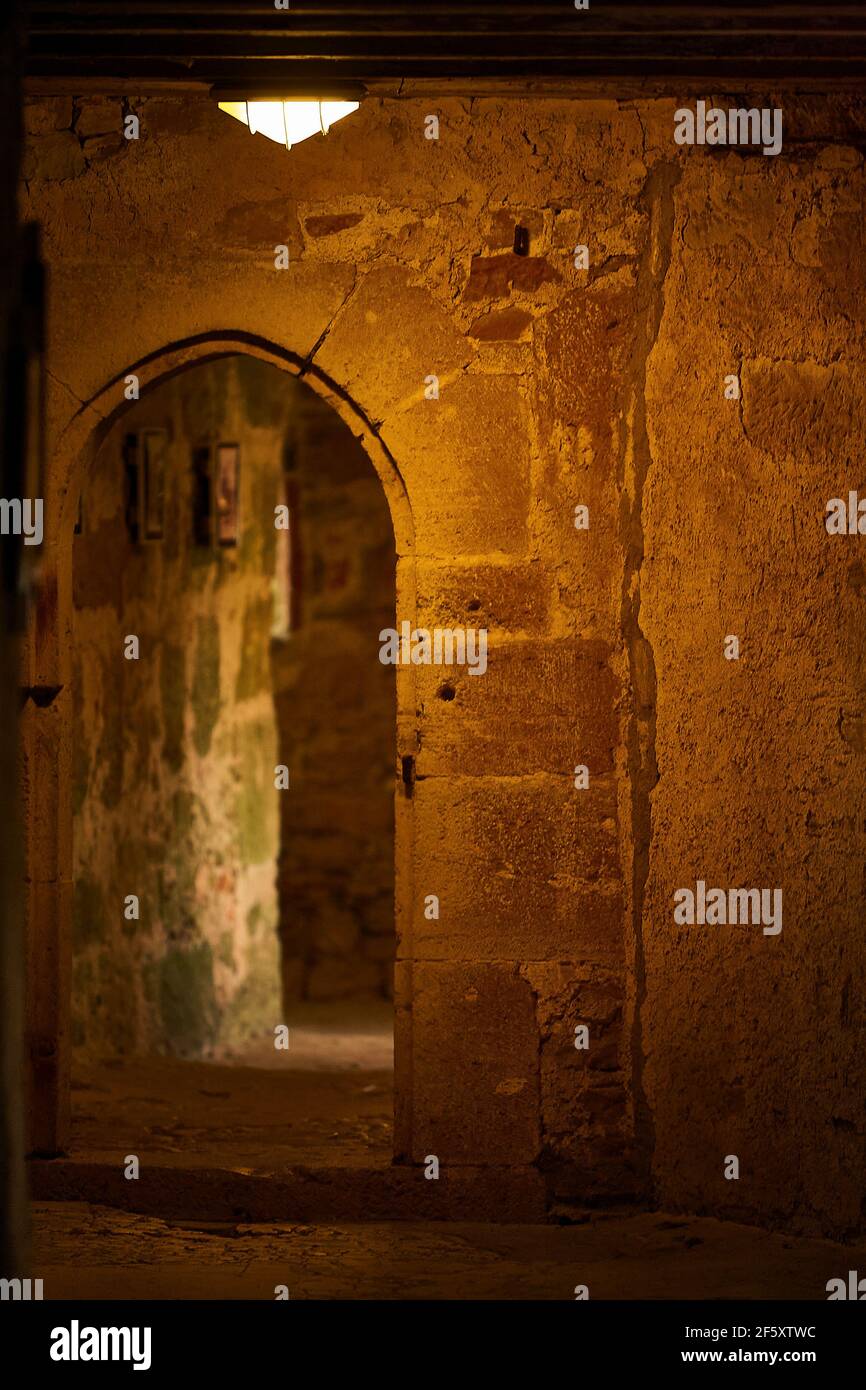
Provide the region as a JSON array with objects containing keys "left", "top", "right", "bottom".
[{"left": 621, "top": 158, "right": 681, "bottom": 1199}]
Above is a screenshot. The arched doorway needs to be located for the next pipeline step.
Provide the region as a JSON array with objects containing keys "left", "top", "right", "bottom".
[{"left": 23, "top": 334, "right": 417, "bottom": 1165}]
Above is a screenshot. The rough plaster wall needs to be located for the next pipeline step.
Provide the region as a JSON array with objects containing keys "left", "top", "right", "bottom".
[
  {"left": 641, "top": 147, "right": 866, "bottom": 1240},
  {"left": 72, "top": 356, "right": 290, "bottom": 1058},
  {"left": 23, "top": 87, "right": 866, "bottom": 1227},
  {"left": 271, "top": 382, "right": 395, "bottom": 1004}
]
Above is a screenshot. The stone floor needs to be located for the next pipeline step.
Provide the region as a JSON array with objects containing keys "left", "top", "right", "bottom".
[
  {"left": 68, "top": 1001, "right": 395, "bottom": 1172},
  {"left": 31, "top": 1201, "right": 866, "bottom": 1300},
  {"left": 31, "top": 1003, "right": 540, "bottom": 1222},
  {"left": 27, "top": 1004, "right": 866, "bottom": 1299}
]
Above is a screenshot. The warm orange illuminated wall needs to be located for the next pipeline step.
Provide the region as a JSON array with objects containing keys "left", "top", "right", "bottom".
[{"left": 21, "top": 86, "right": 866, "bottom": 1230}]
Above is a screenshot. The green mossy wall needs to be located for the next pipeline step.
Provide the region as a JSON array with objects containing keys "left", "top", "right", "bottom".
[{"left": 71, "top": 356, "right": 289, "bottom": 1057}]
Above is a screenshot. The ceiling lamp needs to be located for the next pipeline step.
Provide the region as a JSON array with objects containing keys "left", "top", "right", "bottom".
[{"left": 217, "top": 97, "right": 360, "bottom": 150}]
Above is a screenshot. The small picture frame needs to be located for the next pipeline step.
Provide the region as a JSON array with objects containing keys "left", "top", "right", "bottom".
[
  {"left": 215, "top": 442, "right": 240, "bottom": 547},
  {"left": 141, "top": 429, "right": 167, "bottom": 541}
]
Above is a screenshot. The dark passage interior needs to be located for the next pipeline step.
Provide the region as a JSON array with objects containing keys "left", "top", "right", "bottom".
[{"left": 70, "top": 354, "right": 396, "bottom": 1173}]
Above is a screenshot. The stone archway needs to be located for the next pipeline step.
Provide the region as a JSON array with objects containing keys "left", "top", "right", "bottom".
[{"left": 22, "top": 330, "right": 417, "bottom": 1158}]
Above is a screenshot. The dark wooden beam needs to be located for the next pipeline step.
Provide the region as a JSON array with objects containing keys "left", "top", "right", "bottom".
[{"left": 23, "top": 2, "right": 866, "bottom": 82}]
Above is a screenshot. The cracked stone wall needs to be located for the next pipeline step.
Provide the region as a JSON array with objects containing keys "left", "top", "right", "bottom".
[{"left": 23, "top": 86, "right": 866, "bottom": 1230}]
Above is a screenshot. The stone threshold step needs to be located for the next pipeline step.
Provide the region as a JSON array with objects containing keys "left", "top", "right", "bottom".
[{"left": 29, "top": 1158, "right": 548, "bottom": 1223}]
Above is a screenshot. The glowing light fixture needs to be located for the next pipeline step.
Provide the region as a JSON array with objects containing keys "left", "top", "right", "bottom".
[{"left": 217, "top": 98, "right": 360, "bottom": 150}]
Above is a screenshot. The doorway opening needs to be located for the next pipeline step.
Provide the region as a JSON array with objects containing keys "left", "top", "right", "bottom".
[{"left": 68, "top": 353, "right": 396, "bottom": 1178}]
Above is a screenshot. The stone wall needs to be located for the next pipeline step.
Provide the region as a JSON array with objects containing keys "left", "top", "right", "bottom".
[
  {"left": 71, "top": 354, "right": 396, "bottom": 1058},
  {"left": 71, "top": 356, "right": 289, "bottom": 1057},
  {"left": 271, "top": 383, "right": 395, "bottom": 1003},
  {"left": 641, "top": 145, "right": 866, "bottom": 1240},
  {"left": 23, "top": 85, "right": 866, "bottom": 1231}
]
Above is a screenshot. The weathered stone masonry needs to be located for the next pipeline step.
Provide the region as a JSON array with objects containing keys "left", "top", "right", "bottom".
[
  {"left": 71, "top": 357, "right": 290, "bottom": 1060},
  {"left": 20, "top": 87, "right": 866, "bottom": 1235},
  {"left": 70, "top": 356, "right": 396, "bottom": 1059},
  {"left": 272, "top": 384, "right": 395, "bottom": 1005}
]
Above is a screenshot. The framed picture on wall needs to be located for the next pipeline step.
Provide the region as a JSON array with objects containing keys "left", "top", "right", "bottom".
[
  {"left": 215, "top": 442, "right": 240, "bottom": 547},
  {"left": 141, "top": 429, "right": 167, "bottom": 541}
]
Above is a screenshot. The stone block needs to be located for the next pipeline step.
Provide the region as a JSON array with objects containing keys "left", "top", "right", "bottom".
[
  {"left": 23, "top": 97, "right": 74, "bottom": 136},
  {"left": 381, "top": 374, "right": 532, "bottom": 558},
  {"left": 215, "top": 198, "right": 303, "bottom": 255},
  {"left": 521, "top": 962, "right": 626, "bottom": 1161},
  {"left": 415, "top": 559, "right": 551, "bottom": 635},
  {"left": 462, "top": 253, "right": 562, "bottom": 302},
  {"left": 403, "top": 960, "right": 540, "bottom": 1164},
  {"left": 407, "top": 775, "right": 624, "bottom": 962},
  {"left": 414, "top": 636, "right": 619, "bottom": 778},
  {"left": 467, "top": 308, "right": 533, "bottom": 341},
  {"left": 75, "top": 99, "right": 123, "bottom": 139},
  {"left": 314, "top": 266, "right": 472, "bottom": 423}
]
